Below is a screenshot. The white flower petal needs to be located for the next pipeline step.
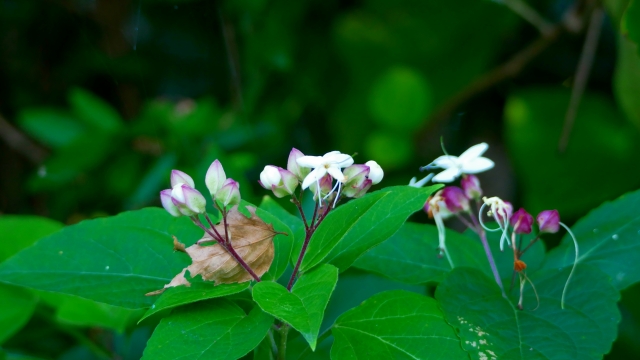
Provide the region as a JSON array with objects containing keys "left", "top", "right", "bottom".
[
  {"left": 297, "top": 155, "right": 324, "bottom": 168},
  {"left": 431, "top": 155, "right": 458, "bottom": 169},
  {"left": 461, "top": 157, "right": 494, "bottom": 174},
  {"left": 301, "top": 167, "right": 327, "bottom": 189},
  {"left": 458, "top": 142, "right": 489, "bottom": 163},
  {"left": 432, "top": 167, "right": 461, "bottom": 183},
  {"left": 324, "top": 152, "right": 353, "bottom": 168},
  {"left": 326, "top": 166, "right": 346, "bottom": 182}
]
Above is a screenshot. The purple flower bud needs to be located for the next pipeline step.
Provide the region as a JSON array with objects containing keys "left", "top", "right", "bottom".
[
  {"left": 461, "top": 174, "right": 482, "bottom": 199},
  {"left": 170, "top": 185, "right": 196, "bottom": 216},
  {"left": 287, "top": 148, "right": 310, "bottom": 180},
  {"left": 181, "top": 185, "right": 207, "bottom": 214},
  {"left": 341, "top": 164, "right": 370, "bottom": 197},
  {"left": 441, "top": 186, "right": 470, "bottom": 213},
  {"left": 215, "top": 178, "right": 241, "bottom": 207},
  {"left": 260, "top": 166, "right": 299, "bottom": 198},
  {"left": 511, "top": 208, "right": 533, "bottom": 234},
  {"left": 205, "top": 160, "right": 226, "bottom": 196},
  {"left": 309, "top": 173, "right": 333, "bottom": 199},
  {"left": 160, "top": 189, "right": 181, "bottom": 217},
  {"left": 537, "top": 210, "right": 560, "bottom": 234},
  {"left": 171, "top": 170, "right": 195, "bottom": 188},
  {"left": 352, "top": 179, "right": 373, "bottom": 198},
  {"left": 494, "top": 201, "right": 513, "bottom": 224}
]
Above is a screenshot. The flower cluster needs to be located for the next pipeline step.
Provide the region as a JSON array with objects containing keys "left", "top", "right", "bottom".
[
  {"left": 259, "top": 149, "right": 383, "bottom": 206},
  {"left": 160, "top": 160, "right": 241, "bottom": 218}
]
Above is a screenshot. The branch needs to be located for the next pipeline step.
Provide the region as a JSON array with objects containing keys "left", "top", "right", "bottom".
[
  {"left": 0, "top": 113, "right": 48, "bottom": 163},
  {"left": 503, "top": 0, "right": 554, "bottom": 35}
]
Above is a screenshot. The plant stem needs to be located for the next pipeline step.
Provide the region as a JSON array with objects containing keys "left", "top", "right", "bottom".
[
  {"left": 223, "top": 242, "right": 261, "bottom": 282},
  {"left": 277, "top": 324, "right": 290, "bottom": 360},
  {"left": 292, "top": 193, "right": 310, "bottom": 231},
  {"left": 479, "top": 230, "right": 506, "bottom": 297},
  {"left": 287, "top": 230, "right": 312, "bottom": 290},
  {"left": 203, "top": 213, "right": 226, "bottom": 243}
]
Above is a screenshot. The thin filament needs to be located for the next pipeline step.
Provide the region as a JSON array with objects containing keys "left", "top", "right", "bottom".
[
  {"left": 478, "top": 203, "right": 501, "bottom": 232},
  {"left": 559, "top": 222, "right": 579, "bottom": 310}
]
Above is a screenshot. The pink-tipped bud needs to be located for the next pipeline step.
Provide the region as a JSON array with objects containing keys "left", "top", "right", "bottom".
[
  {"left": 170, "top": 185, "right": 196, "bottom": 216},
  {"left": 287, "top": 148, "right": 310, "bottom": 180},
  {"left": 441, "top": 187, "right": 470, "bottom": 213},
  {"left": 160, "top": 189, "right": 181, "bottom": 217},
  {"left": 511, "top": 208, "right": 533, "bottom": 234},
  {"left": 215, "top": 178, "right": 241, "bottom": 207},
  {"left": 365, "top": 160, "right": 384, "bottom": 185},
  {"left": 352, "top": 179, "right": 373, "bottom": 198},
  {"left": 171, "top": 170, "right": 195, "bottom": 188},
  {"left": 205, "top": 160, "right": 226, "bottom": 196},
  {"left": 309, "top": 173, "right": 333, "bottom": 200},
  {"left": 181, "top": 185, "right": 207, "bottom": 214},
  {"left": 259, "top": 166, "right": 281, "bottom": 189},
  {"left": 259, "top": 166, "right": 298, "bottom": 198},
  {"left": 341, "top": 164, "right": 370, "bottom": 197},
  {"left": 461, "top": 174, "right": 482, "bottom": 199},
  {"left": 537, "top": 210, "right": 560, "bottom": 234}
]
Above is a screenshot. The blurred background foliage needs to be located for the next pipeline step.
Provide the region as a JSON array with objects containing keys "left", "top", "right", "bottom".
[{"left": 1, "top": 0, "right": 640, "bottom": 358}]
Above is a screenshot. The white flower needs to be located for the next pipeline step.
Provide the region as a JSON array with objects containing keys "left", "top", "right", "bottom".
[
  {"left": 408, "top": 174, "right": 434, "bottom": 188},
  {"left": 296, "top": 151, "right": 354, "bottom": 189},
  {"left": 425, "top": 143, "right": 494, "bottom": 183},
  {"left": 259, "top": 165, "right": 282, "bottom": 188},
  {"left": 365, "top": 160, "right": 384, "bottom": 185},
  {"left": 480, "top": 196, "right": 513, "bottom": 251}
]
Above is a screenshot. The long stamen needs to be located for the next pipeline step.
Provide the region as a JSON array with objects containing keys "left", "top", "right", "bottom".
[
  {"left": 559, "top": 222, "right": 579, "bottom": 310},
  {"left": 478, "top": 203, "right": 502, "bottom": 232},
  {"left": 520, "top": 272, "right": 540, "bottom": 311},
  {"left": 332, "top": 181, "right": 342, "bottom": 208},
  {"left": 434, "top": 213, "right": 454, "bottom": 268}
]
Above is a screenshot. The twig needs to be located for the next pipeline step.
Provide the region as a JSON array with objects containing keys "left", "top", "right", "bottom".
[
  {"left": 503, "top": 0, "right": 554, "bottom": 35},
  {"left": 0, "top": 113, "right": 48, "bottom": 163},
  {"left": 218, "top": 8, "right": 244, "bottom": 111},
  {"left": 558, "top": 6, "right": 604, "bottom": 153}
]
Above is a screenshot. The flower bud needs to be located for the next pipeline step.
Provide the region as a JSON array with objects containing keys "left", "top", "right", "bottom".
[
  {"left": 309, "top": 174, "right": 333, "bottom": 200},
  {"left": 511, "top": 208, "right": 533, "bottom": 234},
  {"left": 441, "top": 186, "right": 470, "bottom": 213},
  {"left": 260, "top": 166, "right": 299, "bottom": 198},
  {"left": 215, "top": 178, "right": 241, "bottom": 207},
  {"left": 205, "top": 160, "right": 226, "bottom": 196},
  {"left": 171, "top": 170, "right": 195, "bottom": 188},
  {"left": 259, "top": 166, "right": 281, "bottom": 189},
  {"left": 537, "top": 210, "right": 560, "bottom": 234},
  {"left": 352, "top": 179, "right": 373, "bottom": 198},
  {"left": 365, "top": 160, "right": 384, "bottom": 185},
  {"left": 160, "top": 189, "right": 181, "bottom": 217},
  {"left": 341, "top": 164, "right": 370, "bottom": 197},
  {"left": 461, "top": 174, "right": 482, "bottom": 199},
  {"left": 171, "top": 184, "right": 206, "bottom": 215},
  {"left": 170, "top": 185, "right": 196, "bottom": 216},
  {"left": 287, "top": 148, "right": 310, "bottom": 180},
  {"left": 494, "top": 201, "right": 513, "bottom": 224}
]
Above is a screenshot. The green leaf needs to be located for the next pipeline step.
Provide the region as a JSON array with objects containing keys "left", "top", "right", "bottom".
[
  {"left": 142, "top": 299, "right": 273, "bottom": 360},
  {"left": 68, "top": 88, "right": 123, "bottom": 132},
  {"left": 613, "top": 35, "right": 640, "bottom": 129},
  {"left": 436, "top": 266, "right": 620, "bottom": 359},
  {"left": 354, "top": 222, "right": 487, "bottom": 284},
  {"left": 52, "top": 295, "right": 144, "bottom": 332},
  {"left": 331, "top": 290, "right": 466, "bottom": 359},
  {"left": 624, "top": 0, "right": 640, "bottom": 48},
  {"left": 544, "top": 189, "right": 640, "bottom": 290},
  {"left": 141, "top": 281, "right": 250, "bottom": 322},
  {"left": 504, "top": 87, "right": 640, "bottom": 217},
  {"left": 0, "top": 208, "right": 201, "bottom": 309},
  {"left": 0, "top": 215, "right": 63, "bottom": 263},
  {"left": 300, "top": 185, "right": 440, "bottom": 273},
  {"left": 254, "top": 200, "right": 294, "bottom": 281},
  {"left": 252, "top": 264, "right": 338, "bottom": 350},
  {"left": 17, "top": 109, "right": 85, "bottom": 148},
  {"left": 368, "top": 66, "right": 432, "bottom": 131},
  {"left": 0, "top": 284, "right": 37, "bottom": 343},
  {"left": 258, "top": 196, "right": 305, "bottom": 268}
]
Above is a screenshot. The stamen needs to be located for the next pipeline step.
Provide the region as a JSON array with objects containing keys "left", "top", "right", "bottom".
[
  {"left": 559, "top": 222, "right": 579, "bottom": 310},
  {"left": 478, "top": 203, "right": 501, "bottom": 232}
]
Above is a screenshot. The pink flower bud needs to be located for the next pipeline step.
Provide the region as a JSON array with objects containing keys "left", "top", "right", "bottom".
[
  {"left": 259, "top": 166, "right": 281, "bottom": 189},
  {"left": 205, "top": 160, "right": 226, "bottom": 196},
  {"left": 287, "top": 148, "right": 310, "bottom": 180},
  {"left": 260, "top": 166, "right": 299, "bottom": 198},
  {"left": 160, "top": 189, "right": 181, "bottom": 217},
  {"left": 171, "top": 170, "right": 195, "bottom": 188},
  {"left": 341, "top": 164, "right": 370, "bottom": 197},
  {"left": 441, "top": 186, "right": 470, "bottom": 213},
  {"left": 365, "top": 160, "right": 384, "bottom": 185},
  {"left": 309, "top": 173, "right": 333, "bottom": 200},
  {"left": 181, "top": 185, "right": 207, "bottom": 214},
  {"left": 352, "top": 179, "right": 373, "bottom": 198},
  {"left": 537, "top": 210, "right": 560, "bottom": 234},
  {"left": 215, "top": 178, "right": 241, "bottom": 207},
  {"left": 170, "top": 185, "right": 196, "bottom": 216},
  {"left": 461, "top": 174, "right": 482, "bottom": 199},
  {"left": 511, "top": 208, "right": 533, "bottom": 234},
  {"left": 494, "top": 201, "right": 513, "bottom": 224}
]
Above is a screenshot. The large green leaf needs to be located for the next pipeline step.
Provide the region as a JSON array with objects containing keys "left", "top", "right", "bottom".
[
  {"left": 0, "top": 216, "right": 64, "bottom": 262},
  {"left": 51, "top": 295, "right": 143, "bottom": 332},
  {"left": 258, "top": 196, "right": 305, "bottom": 268},
  {"left": 613, "top": 35, "right": 640, "bottom": 129},
  {"left": 17, "top": 109, "right": 86, "bottom": 148},
  {"left": 252, "top": 264, "right": 338, "bottom": 350},
  {"left": 331, "top": 290, "right": 466, "bottom": 359},
  {"left": 141, "top": 282, "right": 250, "bottom": 321},
  {"left": 435, "top": 266, "right": 620, "bottom": 359},
  {"left": 0, "top": 208, "right": 201, "bottom": 309},
  {"left": 68, "top": 88, "right": 123, "bottom": 133},
  {"left": 544, "top": 189, "right": 640, "bottom": 290},
  {"left": 300, "top": 185, "right": 439, "bottom": 273},
  {"left": 504, "top": 88, "right": 640, "bottom": 218},
  {"left": 142, "top": 299, "right": 273, "bottom": 360},
  {"left": 0, "top": 284, "right": 37, "bottom": 344},
  {"left": 625, "top": 0, "right": 640, "bottom": 49}
]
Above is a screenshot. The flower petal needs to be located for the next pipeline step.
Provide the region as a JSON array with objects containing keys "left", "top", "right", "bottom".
[
  {"left": 430, "top": 155, "right": 458, "bottom": 169},
  {"left": 458, "top": 143, "right": 489, "bottom": 163},
  {"left": 461, "top": 157, "right": 494, "bottom": 174},
  {"left": 301, "top": 167, "right": 327, "bottom": 189},
  {"left": 324, "top": 152, "right": 353, "bottom": 168},
  {"left": 432, "top": 167, "right": 461, "bottom": 183},
  {"left": 326, "top": 166, "right": 346, "bottom": 182},
  {"left": 297, "top": 155, "right": 324, "bottom": 168}
]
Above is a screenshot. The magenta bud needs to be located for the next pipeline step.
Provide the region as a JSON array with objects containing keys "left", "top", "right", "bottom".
[
  {"left": 537, "top": 210, "right": 560, "bottom": 234},
  {"left": 215, "top": 178, "right": 241, "bottom": 207},
  {"left": 170, "top": 185, "right": 196, "bottom": 216},
  {"left": 160, "top": 189, "right": 181, "bottom": 217},
  {"left": 171, "top": 170, "right": 195, "bottom": 188},
  {"left": 511, "top": 208, "right": 534, "bottom": 234},
  {"left": 461, "top": 174, "right": 482, "bottom": 199},
  {"left": 287, "top": 148, "right": 310, "bottom": 180},
  {"left": 341, "top": 164, "right": 370, "bottom": 197},
  {"left": 205, "top": 160, "right": 227, "bottom": 196},
  {"left": 441, "top": 186, "right": 470, "bottom": 213},
  {"left": 494, "top": 201, "right": 513, "bottom": 224}
]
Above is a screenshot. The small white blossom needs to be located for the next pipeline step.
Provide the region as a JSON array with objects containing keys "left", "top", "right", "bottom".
[
  {"left": 425, "top": 143, "right": 494, "bottom": 183},
  {"left": 297, "top": 151, "right": 354, "bottom": 189},
  {"left": 365, "top": 160, "right": 384, "bottom": 185}
]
